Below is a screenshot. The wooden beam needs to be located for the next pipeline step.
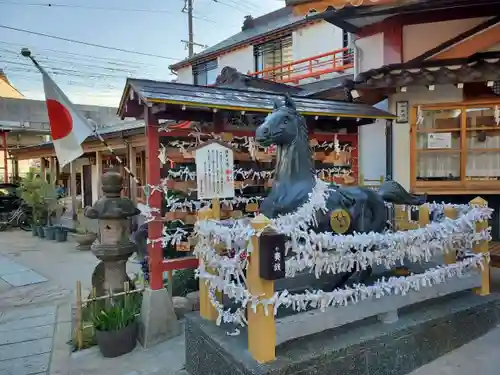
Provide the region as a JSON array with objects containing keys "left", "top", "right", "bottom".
[
  {"left": 292, "top": 0, "right": 397, "bottom": 16},
  {"left": 48, "top": 157, "right": 56, "bottom": 185},
  {"left": 384, "top": 21, "right": 403, "bottom": 65},
  {"left": 145, "top": 106, "right": 164, "bottom": 291},
  {"left": 96, "top": 151, "right": 102, "bottom": 199},
  {"left": 127, "top": 144, "right": 137, "bottom": 202},
  {"left": 40, "top": 158, "right": 46, "bottom": 180},
  {"left": 70, "top": 161, "right": 77, "bottom": 221},
  {"left": 431, "top": 22, "right": 500, "bottom": 60},
  {"left": 154, "top": 109, "right": 213, "bottom": 122},
  {"left": 357, "top": 4, "right": 500, "bottom": 38}
]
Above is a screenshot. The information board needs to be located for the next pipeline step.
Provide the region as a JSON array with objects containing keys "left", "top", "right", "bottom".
[{"left": 195, "top": 142, "right": 235, "bottom": 200}]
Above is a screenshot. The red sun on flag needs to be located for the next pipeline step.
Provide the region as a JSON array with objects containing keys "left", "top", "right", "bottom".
[{"left": 46, "top": 99, "right": 73, "bottom": 140}]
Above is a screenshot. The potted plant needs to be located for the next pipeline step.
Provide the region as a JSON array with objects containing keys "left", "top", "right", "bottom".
[
  {"left": 74, "top": 227, "right": 97, "bottom": 250},
  {"left": 17, "top": 172, "right": 47, "bottom": 236},
  {"left": 40, "top": 183, "right": 61, "bottom": 240},
  {"left": 92, "top": 294, "right": 141, "bottom": 358}
]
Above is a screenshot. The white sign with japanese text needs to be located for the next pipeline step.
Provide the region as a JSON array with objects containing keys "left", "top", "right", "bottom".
[
  {"left": 195, "top": 142, "right": 235, "bottom": 200},
  {"left": 427, "top": 133, "right": 452, "bottom": 149}
]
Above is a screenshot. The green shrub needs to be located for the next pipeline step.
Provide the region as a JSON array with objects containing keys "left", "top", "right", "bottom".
[{"left": 164, "top": 268, "right": 199, "bottom": 297}]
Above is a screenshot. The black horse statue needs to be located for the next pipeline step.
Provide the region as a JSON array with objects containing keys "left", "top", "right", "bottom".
[{"left": 255, "top": 95, "right": 426, "bottom": 286}]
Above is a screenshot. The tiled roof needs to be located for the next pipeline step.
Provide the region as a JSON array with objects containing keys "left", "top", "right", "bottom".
[{"left": 120, "top": 78, "right": 396, "bottom": 119}]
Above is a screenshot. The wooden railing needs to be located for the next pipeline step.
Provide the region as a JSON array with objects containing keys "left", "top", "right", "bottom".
[
  {"left": 247, "top": 47, "right": 354, "bottom": 84},
  {"left": 197, "top": 197, "right": 490, "bottom": 363}
]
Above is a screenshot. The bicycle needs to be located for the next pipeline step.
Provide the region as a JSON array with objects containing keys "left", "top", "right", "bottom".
[{"left": 0, "top": 203, "right": 32, "bottom": 232}]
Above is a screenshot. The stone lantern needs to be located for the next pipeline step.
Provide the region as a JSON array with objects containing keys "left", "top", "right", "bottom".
[{"left": 85, "top": 170, "right": 141, "bottom": 295}]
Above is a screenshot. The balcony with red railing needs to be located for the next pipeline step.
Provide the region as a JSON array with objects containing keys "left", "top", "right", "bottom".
[{"left": 247, "top": 47, "right": 354, "bottom": 85}]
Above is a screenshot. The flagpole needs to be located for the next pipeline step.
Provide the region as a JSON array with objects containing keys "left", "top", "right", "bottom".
[{"left": 21, "top": 48, "right": 142, "bottom": 187}]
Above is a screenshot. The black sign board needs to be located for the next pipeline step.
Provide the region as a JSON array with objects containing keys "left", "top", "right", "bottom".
[
  {"left": 410, "top": 208, "right": 419, "bottom": 222},
  {"left": 258, "top": 231, "right": 286, "bottom": 281}
]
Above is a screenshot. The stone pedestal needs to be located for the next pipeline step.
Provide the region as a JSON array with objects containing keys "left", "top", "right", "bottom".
[
  {"left": 139, "top": 288, "right": 181, "bottom": 348},
  {"left": 185, "top": 292, "right": 500, "bottom": 375}
]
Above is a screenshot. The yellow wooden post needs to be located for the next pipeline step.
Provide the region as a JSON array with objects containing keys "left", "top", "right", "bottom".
[
  {"left": 248, "top": 214, "right": 276, "bottom": 363},
  {"left": 418, "top": 204, "right": 430, "bottom": 227},
  {"left": 358, "top": 173, "right": 364, "bottom": 185},
  {"left": 198, "top": 207, "right": 220, "bottom": 321},
  {"left": 471, "top": 197, "right": 490, "bottom": 296},
  {"left": 444, "top": 206, "right": 457, "bottom": 265}
]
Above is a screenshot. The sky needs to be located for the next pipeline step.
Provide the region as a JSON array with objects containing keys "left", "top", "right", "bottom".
[{"left": 0, "top": 0, "right": 283, "bottom": 107}]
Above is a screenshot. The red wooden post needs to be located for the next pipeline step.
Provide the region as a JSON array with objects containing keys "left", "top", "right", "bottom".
[
  {"left": 1, "top": 131, "right": 8, "bottom": 183},
  {"left": 145, "top": 107, "right": 163, "bottom": 290}
]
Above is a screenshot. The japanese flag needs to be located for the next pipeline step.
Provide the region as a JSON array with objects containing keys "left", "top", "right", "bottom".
[{"left": 41, "top": 69, "right": 94, "bottom": 167}]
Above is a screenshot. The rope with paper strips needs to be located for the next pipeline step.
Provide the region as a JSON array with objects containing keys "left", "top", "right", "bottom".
[{"left": 192, "top": 178, "right": 492, "bottom": 327}]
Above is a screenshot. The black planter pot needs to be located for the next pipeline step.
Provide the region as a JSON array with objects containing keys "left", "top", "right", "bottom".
[
  {"left": 95, "top": 321, "right": 138, "bottom": 358},
  {"left": 37, "top": 226, "right": 45, "bottom": 238},
  {"left": 55, "top": 228, "right": 68, "bottom": 242},
  {"left": 32, "top": 225, "right": 38, "bottom": 237},
  {"left": 43, "top": 226, "right": 56, "bottom": 240}
]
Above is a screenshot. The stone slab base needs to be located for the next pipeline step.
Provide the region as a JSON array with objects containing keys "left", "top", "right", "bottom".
[
  {"left": 139, "top": 288, "right": 181, "bottom": 348},
  {"left": 185, "top": 291, "right": 500, "bottom": 375}
]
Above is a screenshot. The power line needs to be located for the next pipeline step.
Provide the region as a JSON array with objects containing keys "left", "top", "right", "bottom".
[
  {"left": 0, "top": 0, "right": 219, "bottom": 24},
  {"left": 0, "top": 49, "right": 140, "bottom": 74},
  {"left": 211, "top": 0, "right": 253, "bottom": 13},
  {"left": 0, "top": 24, "right": 182, "bottom": 60},
  {"left": 0, "top": 41, "right": 164, "bottom": 69}
]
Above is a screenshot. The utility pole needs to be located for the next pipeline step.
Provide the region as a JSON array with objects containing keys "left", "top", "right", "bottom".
[
  {"left": 187, "top": 0, "right": 194, "bottom": 57},
  {"left": 182, "top": 0, "right": 195, "bottom": 57},
  {"left": 181, "top": 0, "right": 208, "bottom": 56}
]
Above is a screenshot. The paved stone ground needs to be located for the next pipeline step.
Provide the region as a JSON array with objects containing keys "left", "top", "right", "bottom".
[
  {"left": 408, "top": 325, "right": 500, "bottom": 375},
  {"left": 70, "top": 329, "right": 186, "bottom": 375},
  {"left": 0, "top": 305, "right": 57, "bottom": 375}
]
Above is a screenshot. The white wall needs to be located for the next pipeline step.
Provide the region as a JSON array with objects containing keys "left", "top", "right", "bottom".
[
  {"left": 176, "top": 65, "right": 193, "bottom": 85},
  {"left": 389, "top": 85, "right": 464, "bottom": 189},
  {"left": 293, "top": 21, "right": 343, "bottom": 60},
  {"left": 359, "top": 120, "right": 386, "bottom": 182},
  {"left": 292, "top": 21, "right": 351, "bottom": 84},
  {"left": 218, "top": 46, "right": 255, "bottom": 74},
  {"left": 355, "top": 33, "right": 384, "bottom": 74},
  {"left": 402, "top": 17, "right": 490, "bottom": 62}
]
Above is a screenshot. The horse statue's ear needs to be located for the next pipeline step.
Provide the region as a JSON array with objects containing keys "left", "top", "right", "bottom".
[
  {"left": 273, "top": 100, "right": 281, "bottom": 110},
  {"left": 284, "top": 94, "right": 296, "bottom": 110}
]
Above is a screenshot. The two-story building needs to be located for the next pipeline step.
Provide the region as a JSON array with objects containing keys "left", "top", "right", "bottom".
[{"left": 170, "top": 6, "right": 354, "bottom": 87}]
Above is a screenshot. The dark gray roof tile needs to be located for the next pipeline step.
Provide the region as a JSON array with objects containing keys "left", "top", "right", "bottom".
[{"left": 124, "top": 78, "right": 395, "bottom": 119}]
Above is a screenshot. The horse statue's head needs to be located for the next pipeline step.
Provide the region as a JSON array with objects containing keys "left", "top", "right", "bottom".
[{"left": 255, "top": 95, "right": 303, "bottom": 147}]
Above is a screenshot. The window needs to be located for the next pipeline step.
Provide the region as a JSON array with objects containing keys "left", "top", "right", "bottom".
[
  {"left": 342, "top": 30, "right": 353, "bottom": 65},
  {"left": 413, "top": 103, "right": 500, "bottom": 184},
  {"left": 254, "top": 36, "right": 293, "bottom": 80},
  {"left": 465, "top": 107, "right": 500, "bottom": 180},
  {"left": 193, "top": 59, "right": 218, "bottom": 86}
]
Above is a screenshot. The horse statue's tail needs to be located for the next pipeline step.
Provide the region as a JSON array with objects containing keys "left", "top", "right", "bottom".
[{"left": 378, "top": 180, "right": 427, "bottom": 206}]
